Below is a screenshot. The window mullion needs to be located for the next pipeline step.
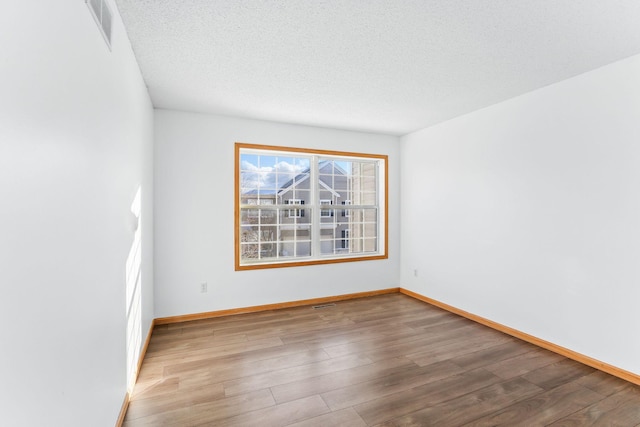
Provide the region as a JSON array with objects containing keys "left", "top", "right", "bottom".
[{"left": 310, "top": 155, "right": 320, "bottom": 258}]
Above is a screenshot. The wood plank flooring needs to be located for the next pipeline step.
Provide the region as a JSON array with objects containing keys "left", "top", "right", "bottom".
[{"left": 124, "top": 294, "right": 640, "bottom": 426}]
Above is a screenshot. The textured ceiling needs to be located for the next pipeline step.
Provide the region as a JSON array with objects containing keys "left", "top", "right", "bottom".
[{"left": 115, "top": 0, "right": 640, "bottom": 135}]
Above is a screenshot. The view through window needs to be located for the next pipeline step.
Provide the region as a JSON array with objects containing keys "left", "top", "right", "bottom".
[{"left": 235, "top": 143, "right": 387, "bottom": 270}]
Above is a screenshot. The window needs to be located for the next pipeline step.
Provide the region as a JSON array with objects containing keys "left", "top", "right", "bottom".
[
  {"left": 285, "top": 199, "right": 304, "bottom": 218},
  {"left": 341, "top": 230, "right": 350, "bottom": 249},
  {"left": 341, "top": 200, "right": 351, "bottom": 217},
  {"left": 236, "top": 143, "right": 388, "bottom": 270},
  {"left": 320, "top": 199, "right": 333, "bottom": 217}
]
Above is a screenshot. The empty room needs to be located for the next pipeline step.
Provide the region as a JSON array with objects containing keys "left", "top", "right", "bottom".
[{"left": 2, "top": 1, "right": 640, "bottom": 426}]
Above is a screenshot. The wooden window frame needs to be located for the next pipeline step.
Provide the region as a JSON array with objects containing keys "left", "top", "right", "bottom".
[{"left": 235, "top": 142, "right": 388, "bottom": 270}]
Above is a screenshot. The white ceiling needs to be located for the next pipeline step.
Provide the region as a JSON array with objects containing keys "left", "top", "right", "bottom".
[{"left": 115, "top": 0, "right": 640, "bottom": 136}]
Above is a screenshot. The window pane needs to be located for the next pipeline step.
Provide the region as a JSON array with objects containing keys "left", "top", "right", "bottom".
[
  {"left": 318, "top": 160, "right": 335, "bottom": 176},
  {"left": 295, "top": 242, "right": 311, "bottom": 257},
  {"left": 241, "top": 153, "right": 313, "bottom": 199},
  {"left": 363, "top": 238, "right": 378, "bottom": 252},
  {"left": 276, "top": 172, "right": 295, "bottom": 190},
  {"left": 296, "top": 157, "right": 310, "bottom": 170}
]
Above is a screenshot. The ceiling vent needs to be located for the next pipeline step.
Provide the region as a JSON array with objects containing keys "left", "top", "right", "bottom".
[{"left": 86, "top": 0, "right": 113, "bottom": 49}]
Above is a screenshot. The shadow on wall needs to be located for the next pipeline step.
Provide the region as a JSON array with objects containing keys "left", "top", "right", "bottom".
[{"left": 125, "top": 186, "right": 142, "bottom": 393}]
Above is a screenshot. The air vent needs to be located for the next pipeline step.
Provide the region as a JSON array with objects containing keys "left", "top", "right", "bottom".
[
  {"left": 312, "top": 303, "right": 336, "bottom": 310},
  {"left": 86, "top": 0, "right": 113, "bottom": 49}
]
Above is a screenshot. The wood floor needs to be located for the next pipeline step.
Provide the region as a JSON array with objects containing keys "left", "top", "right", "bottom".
[{"left": 124, "top": 294, "right": 640, "bottom": 426}]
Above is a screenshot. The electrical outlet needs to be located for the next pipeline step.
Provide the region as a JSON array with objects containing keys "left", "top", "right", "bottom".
[{"left": 200, "top": 282, "right": 208, "bottom": 293}]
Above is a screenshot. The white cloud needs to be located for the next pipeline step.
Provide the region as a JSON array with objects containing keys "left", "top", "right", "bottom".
[{"left": 241, "top": 159, "right": 307, "bottom": 192}]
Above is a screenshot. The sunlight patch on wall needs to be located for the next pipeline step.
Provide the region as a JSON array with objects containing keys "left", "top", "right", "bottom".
[{"left": 125, "top": 186, "right": 142, "bottom": 393}]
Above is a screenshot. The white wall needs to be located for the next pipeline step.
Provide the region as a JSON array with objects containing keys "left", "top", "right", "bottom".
[
  {"left": 401, "top": 54, "right": 640, "bottom": 375},
  {"left": 154, "top": 110, "right": 399, "bottom": 318},
  {"left": 0, "top": 1, "right": 153, "bottom": 425}
]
